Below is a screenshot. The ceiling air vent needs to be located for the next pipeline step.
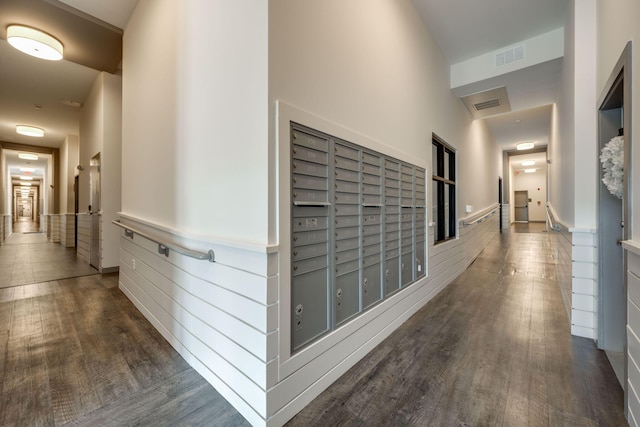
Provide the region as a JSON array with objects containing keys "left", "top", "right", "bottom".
[
  {"left": 460, "top": 86, "right": 511, "bottom": 119},
  {"left": 474, "top": 99, "right": 501, "bottom": 111}
]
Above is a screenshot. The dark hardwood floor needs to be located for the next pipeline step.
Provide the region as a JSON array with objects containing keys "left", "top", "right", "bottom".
[
  {"left": 0, "top": 222, "right": 627, "bottom": 426},
  {"left": 286, "top": 226, "right": 627, "bottom": 426}
]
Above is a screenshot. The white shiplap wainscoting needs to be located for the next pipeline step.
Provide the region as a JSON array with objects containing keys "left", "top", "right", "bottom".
[
  {"left": 548, "top": 221, "right": 573, "bottom": 321},
  {"left": 117, "top": 214, "right": 278, "bottom": 427},
  {"left": 570, "top": 228, "right": 598, "bottom": 339},
  {"left": 459, "top": 205, "right": 501, "bottom": 269},
  {"left": 623, "top": 241, "right": 640, "bottom": 427},
  {"left": 4, "top": 215, "right": 11, "bottom": 242},
  {"left": 59, "top": 214, "right": 76, "bottom": 247},
  {"left": 76, "top": 213, "right": 91, "bottom": 264}
]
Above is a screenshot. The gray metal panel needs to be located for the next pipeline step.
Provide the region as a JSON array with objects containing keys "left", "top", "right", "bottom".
[
  {"left": 292, "top": 130, "right": 329, "bottom": 152},
  {"left": 385, "top": 177, "right": 400, "bottom": 188},
  {"left": 362, "top": 152, "right": 381, "bottom": 165},
  {"left": 292, "top": 228, "right": 328, "bottom": 246},
  {"left": 415, "top": 240, "right": 425, "bottom": 278},
  {"left": 335, "top": 167, "right": 359, "bottom": 182},
  {"left": 401, "top": 252, "right": 413, "bottom": 286},
  {"left": 293, "top": 174, "right": 328, "bottom": 191},
  {"left": 293, "top": 216, "right": 328, "bottom": 232},
  {"left": 293, "top": 189, "right": 328, "bottom": 204},
  {"left": 335, "top": 143, "right": 359, "bottom": 160},
  {"left": 335, "top": 237, "right": 359, "bottom": 252},
  {"left": 335, "top": 156, "right": 359, "bottom": 170},
  {"left": 384, "top": 257, "right": 400, "bottom": 296},
  {"left": 336, "top": 259, "right": 359, "bottom": 275},
  {"left": 293, "top": 255, "right": 328, "bottom": 276},
  {"left": 335, "top": 192, "right": 359, "bottom": 204},
  {"left": 292, "top": 242, "right": 328, "bottom": 260},
  {"left": 385, "top": 160, "right": 399, "bottom": 172},
  {"left": 293, "top": 145, "right": 328, "bottom": 165},
  {"left": 363, "top": 174, "right": 380, "bottom": 185},
  {"left": 335, "top": 270, "right": 360, "bottom": 326},
  {"left": 292, "top": 160, "right": 328, "bottom": 177},
  {"left": 362, "top": 233, "right": 381, "bottom": 246},
  {"left": 335, "top": 204, "right": 359, "bottom": 216},
  {"left": 336, "top": 248, "right": 359, "bottom": 264},
  {"left": 335, "top": 180, "right": 359, "bottom": 193},
  {"left": 292, "top": 268, "right": 329, "bottom": 351},
  {"left": 362, "top": 263, "right": 382, "bottom": 309},
  {"left": 362, "top": 163, "right": 381, "bottom": 175},
  {"left": 335, "top": 226, "right": 359, "bottom": 240},
  {"left": 335, "top": 215, "right": 359, "bottom": 228}
]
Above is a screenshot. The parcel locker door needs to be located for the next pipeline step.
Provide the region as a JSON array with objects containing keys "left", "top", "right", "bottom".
[
  {"left": 335, "top": 270, "right": 360, "bottom": 326},
  {"left": 362, "top": 262, "right": 382, "bottom": 308},
  {"left": 415, "top": 239, "right": 425, "bottom": 278},
  {"left": 292, "top": 268, "right": 329, "bottom": 351},
  {"left": 384, "top": 256, "right": 400, "bottom": 296},
  {"left": 401, "top": 243, "right": 414, "bottom": 286}
]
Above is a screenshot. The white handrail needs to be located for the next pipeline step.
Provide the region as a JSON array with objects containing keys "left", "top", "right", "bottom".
[
  {"left": 112, "top": 220, "right": 215, "bottom": 262},
  {"left": 460, "top": 204, "right": 500, "bottom": 227},
  {"left": 545, "top": 204, "right": 561, "bottom": 232}
]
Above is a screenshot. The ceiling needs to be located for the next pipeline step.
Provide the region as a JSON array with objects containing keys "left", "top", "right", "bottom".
[
  {"left": 413, "top": 0, "right": 568, "bottom": 152},
  {"left": 0, "top": 0, "right": 565, "bottom": 159}
]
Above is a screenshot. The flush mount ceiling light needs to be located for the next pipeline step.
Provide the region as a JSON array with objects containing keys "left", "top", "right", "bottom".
[
  {"left": 516, "top": 142, "right": 535, "bottom": 150},
  {"left": 20, "top": 176, "right": 33, "bottom": 181},
  {"left": 521, "top": 160, "right": 535, "bottom": 166},
  {"left": 16, "top": 125, "right": 44, "bottom": 137},
  {"left": 18, "top": 153, "right": 38, "bottom": 161},
  {"left": 7, "top": 25, "right": 63, "bottom": 61},
  {"left": 524, "top": 168, "right": 537, "bottom": 173}
]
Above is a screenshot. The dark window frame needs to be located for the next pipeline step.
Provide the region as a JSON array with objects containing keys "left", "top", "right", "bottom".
[{"left": 432, "top": 134, "right": 456, "bottom": 244}]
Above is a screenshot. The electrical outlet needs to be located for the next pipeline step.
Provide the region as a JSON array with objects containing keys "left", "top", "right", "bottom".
[{"left": 132, "top": 259, "right": 136, "bottom": 271}]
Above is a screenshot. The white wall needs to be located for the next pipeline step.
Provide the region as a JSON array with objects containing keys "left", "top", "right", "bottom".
[
  {"left": 122, "top": 0, "right": 269, "bottom": 244},
  {"left": 269, "top": 0, "right": 501, "bottom": 425},
  {"left": 572, "top": 0, "right": 597, "bottom": 229},
  {"left": 512, "top": 169, "right": 547, "bottom": 221},
  {"left": 58, "top": 135, "right": 79, "bottom": 214},
  {"left": 79, "top": 72, "right": 122, "bottom": 269},
  {"left": 121, "top": 1, "right": 503, "bottom": 426},
  {"left": 597, "top": 0, "right": 640, "bottom": 241}
]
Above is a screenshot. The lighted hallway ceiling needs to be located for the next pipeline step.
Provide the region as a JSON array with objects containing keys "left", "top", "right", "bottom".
[
  {"left": 0, "top": 0, "right": 137, "bottom": 148},
  {"left": 412, "top": 0, "right": 569, "bottom": 151}
]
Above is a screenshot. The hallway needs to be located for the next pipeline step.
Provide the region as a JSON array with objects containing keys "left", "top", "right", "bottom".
[
  {"left": 0, "top": 218, "right": 96, "bottom": 289},
  {"left": 0, "top": 225, "right": 626, "bottom": 426}
]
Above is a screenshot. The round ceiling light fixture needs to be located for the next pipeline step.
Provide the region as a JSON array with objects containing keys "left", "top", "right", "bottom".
[
  {"left": 16, "top": 125, "right": 44, "bottom": 137},
  {"left": 516, "top": 142, "right": 535, "bottom": 150},
  {"left": 7, "top": 25, "right": 63, "bottom": 61}
]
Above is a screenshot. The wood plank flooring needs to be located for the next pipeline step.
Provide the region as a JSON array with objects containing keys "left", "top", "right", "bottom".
[
  {"left": 286, "top": 227, "right": 627, "bottom": 426},
  {"left": 0, "top": 222, "right": 627, "bottom": 426},
  {"left": 0, "top": 273, "right": 248, "bottom": 426}
]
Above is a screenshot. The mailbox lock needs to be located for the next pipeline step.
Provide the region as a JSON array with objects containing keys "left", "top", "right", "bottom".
[
  {"left": 292, "top": 148, "right": 297, "bottom": 154},
  {"left": 295, "top": 304, "right": 303, "bottom": 316},
  {"left": 292, "top": 132, "right": 297, "bottom": 140},
  {"left": 293, "top": 251, "right": 298, "bottom": 256},
  {"left": 336, "top": 288, "right": 343, "bottom": 298},
  {"left": 363, "top": 277, "right": 368, "bottom": 286},
  {"left": 293, "top": 265, "right": 298, "bottom": 271},
  {"left": 385, "top": 269, "right": 390, "bottom": 277}
]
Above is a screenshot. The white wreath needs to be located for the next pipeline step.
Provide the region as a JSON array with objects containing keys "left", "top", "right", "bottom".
[{"left": 600, "top": 135, "right": 624, "bottom": 199}]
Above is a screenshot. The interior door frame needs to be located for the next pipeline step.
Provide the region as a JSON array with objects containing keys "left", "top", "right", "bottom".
[{"left": 596, "top": 41, "right": 631, "bottom": 411}]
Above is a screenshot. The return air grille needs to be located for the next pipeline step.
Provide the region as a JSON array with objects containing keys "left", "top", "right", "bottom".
[
  {"left": 460, "top": 86, "right": 511, "bottom": 119},
  {"left": 474, "top": 99, "right": 501, "bottom": 111}
]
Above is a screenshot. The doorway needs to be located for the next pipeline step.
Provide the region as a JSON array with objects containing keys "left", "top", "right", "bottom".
[
  {"left": 514, "top": 190, "right": 529, "bottom": 222},
  {"left": 597, "top": 45, "right": 631, "bottom": 394},
  {"left": 498, "top": 177, "right": 503, "bottom": 231},
  {"left": 89, "top": 153, "right": 101, "bottom": 269}
]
